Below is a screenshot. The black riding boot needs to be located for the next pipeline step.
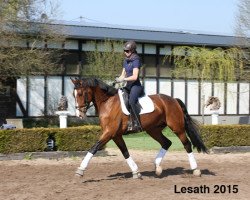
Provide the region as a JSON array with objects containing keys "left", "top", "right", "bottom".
[{"left": 127, "top": 105, "right": 143, "bottom": 133}]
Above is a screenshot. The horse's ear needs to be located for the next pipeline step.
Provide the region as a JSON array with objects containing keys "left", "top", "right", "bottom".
[{"left": 70, "top": 77, "right": 77, "bottom": 84}]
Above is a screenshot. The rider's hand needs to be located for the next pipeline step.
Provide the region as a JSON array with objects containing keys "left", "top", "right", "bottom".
[{"left": 115, "top": 77, "right": 124, "bottom": 83}]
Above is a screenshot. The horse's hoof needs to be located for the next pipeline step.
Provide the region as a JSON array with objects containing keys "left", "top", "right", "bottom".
[
  {"left": 155, "top": 165, "right": 162, "bottom": 176},
  {"left": 132, "top": 171, "right": 142, "bottom": 179},
  {"left": 75, "top": 168, "right": 84, "bottom": 177},
  {"left": 193, "top": 169, "right": 201, "bottom": 177}
]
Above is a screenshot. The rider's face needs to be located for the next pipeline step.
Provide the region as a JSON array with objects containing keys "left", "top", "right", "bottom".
[{"left": 124, "top": 50, "right": 132, "bottom": 57}]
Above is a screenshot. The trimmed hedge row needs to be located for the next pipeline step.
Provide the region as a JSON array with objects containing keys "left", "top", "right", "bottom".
[
  {"left": 0, "top": 128, "right": 48, "bottom": 153},
  {"left": 0, "top": 126, "right": 101, "bottom": 154},
  {"left": 55, "top": 126, "right": 101, "bottom": 151},
  {"left": 200, "top": 125, "right": 250, "bottom": 148},
  {"left": 0, "top": 125, "right": 249, "bottom": 153}
]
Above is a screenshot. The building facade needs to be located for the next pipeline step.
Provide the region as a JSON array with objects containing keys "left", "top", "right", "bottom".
[{"left": 2, "top": 21, "right": 250, "bottom": 124}]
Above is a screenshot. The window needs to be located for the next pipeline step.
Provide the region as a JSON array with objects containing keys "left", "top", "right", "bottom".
[
  {"left": 144, "top": 55, "right": 156, "bottom": 76},
  {"left": 159, "top": 56, "right": 172, "bottom": 77},
  {"left": 63, "top": 51, "right": 80, "bottom": 74}
]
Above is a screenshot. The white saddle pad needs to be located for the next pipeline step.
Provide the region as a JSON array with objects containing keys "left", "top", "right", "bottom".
[{"left": 118, "top": 89, "right": 154, "bottom": 115}]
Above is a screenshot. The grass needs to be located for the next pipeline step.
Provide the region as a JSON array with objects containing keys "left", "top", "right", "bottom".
[{"left": 106, "top": 127, "right": 184, "bottom": 151}]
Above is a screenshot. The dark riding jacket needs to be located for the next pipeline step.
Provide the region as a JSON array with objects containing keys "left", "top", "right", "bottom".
[{"left": 123, "top": 53, "right": 142, "bottom": 91}]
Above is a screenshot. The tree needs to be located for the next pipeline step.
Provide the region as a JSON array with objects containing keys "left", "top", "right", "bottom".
[
  {"left": 82, "top": 40, "right": 124, "bottom": 80},
  {"left": 235, "top": 0, "right": 250, "bottom": 80},
  {"left": 167, "top": 46, "right": 245, "bottom": 82},
  {"left": 0, "top": 0, "right": 64, "bottom": 88},
  {"left": 236, "top": 0, "right": 250, "bottom": 46}
]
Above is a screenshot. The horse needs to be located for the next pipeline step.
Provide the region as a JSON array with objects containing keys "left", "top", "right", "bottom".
[{"left": 71, "top": 77, "right": 208, "bottom": 179}]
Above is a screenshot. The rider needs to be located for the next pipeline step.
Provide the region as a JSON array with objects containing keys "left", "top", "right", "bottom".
[{"left": 116, "top": 40, "right": 143, "bottom": 132}]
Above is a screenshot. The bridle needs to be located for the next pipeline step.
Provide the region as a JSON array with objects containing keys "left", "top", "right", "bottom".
[
  {"left": 73, "top": 80, "right": 117, "bottom": 115},
  {"left": 74, "top": 86, "right": 93, "bottom": 114}
]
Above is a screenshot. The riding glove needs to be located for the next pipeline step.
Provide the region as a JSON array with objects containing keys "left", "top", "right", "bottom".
[{"left": 115, "top": 77, "right": 124, "bottom": 83}]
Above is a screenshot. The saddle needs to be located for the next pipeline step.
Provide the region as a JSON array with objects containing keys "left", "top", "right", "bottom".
[{"left": 118, "top": 89, "right": 154, "bottom": 115}]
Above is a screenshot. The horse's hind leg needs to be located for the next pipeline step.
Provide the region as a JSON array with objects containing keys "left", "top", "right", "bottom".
[
  {"left": 146, "top": 128, "right": 172, "bottom": 176},
  {"left": 170, "top": 125, "right": 201, "bottom": 176},
  {"left": 113, "top": 135, "right": 142, "bottom": 179}
]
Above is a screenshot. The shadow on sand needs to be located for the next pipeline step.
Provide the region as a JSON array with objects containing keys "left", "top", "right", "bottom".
[{"left": 81, "top": 167, "right": 216, "bottom": 183}]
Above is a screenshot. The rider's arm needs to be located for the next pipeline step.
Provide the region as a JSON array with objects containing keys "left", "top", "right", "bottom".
[
  {"left": 124, "top": 68, "right": 139, "bottom": 81},
  {"left": 119, "top": 68, "right": 126, "bottom": 79}
]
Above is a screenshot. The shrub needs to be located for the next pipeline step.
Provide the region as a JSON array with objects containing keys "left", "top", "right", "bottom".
[
  {"left": 0, "top": 126, "right": 101, "bottom": 154},
  {"left": 200, "top": 125, "right": 250, "bottom": 148},
  {"left": 0, "top": 128, "right": 48, "bottom": 153},
  {"left": 55, "top": 126, "right": 101, "bottom": 151}
]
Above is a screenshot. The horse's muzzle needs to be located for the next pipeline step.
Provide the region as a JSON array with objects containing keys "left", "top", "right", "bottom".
[{"left": 75, "top": 107, "right": 87, "bottom": 119}]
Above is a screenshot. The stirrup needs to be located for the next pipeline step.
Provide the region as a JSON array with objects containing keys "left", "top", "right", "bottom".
[
  {"left": 133, "top": 124, "right": 143, "bottom": 132},
  {"left": 126, "top": 120, "right": 142, "bottom": 132},
  {"left": 127, "top": 121, "right": 133, "bottom": 131}
]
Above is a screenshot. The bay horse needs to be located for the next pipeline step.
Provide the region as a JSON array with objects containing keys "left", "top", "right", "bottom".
[{"left": 71, "top": 78, "right": 208, "bottom": 179}]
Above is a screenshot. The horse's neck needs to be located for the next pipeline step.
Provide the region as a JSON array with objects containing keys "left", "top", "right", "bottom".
[{"left": 93, "top": 87, "right": 111, "bottom": 111}]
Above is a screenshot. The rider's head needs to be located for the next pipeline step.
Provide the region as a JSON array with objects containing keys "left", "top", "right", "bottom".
[{"left": 123, "top": 41, "right": 137, "bottom": 54}]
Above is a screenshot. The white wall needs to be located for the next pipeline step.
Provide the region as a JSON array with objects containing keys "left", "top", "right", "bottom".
[
  {"left": 144, "top": 79, "right": 157, "bottom": 95},
  {"left": 227, "top": 83, "right": 237, "bottom": 114},
  {"left": 64, "top": 77, "right": 76, "bottom": 116},
  {"left": 173, "top": 79, "right": 185, "bottom": 102},
  {"left": 47, "top": 76, "right": 62, "bottom": 115},
  {"left": 28, "top": 76, "right": 44, "bottom": 116},
  {"left": 16, "top": 77, "right": 250, "bottom": 117},
  {"left": 201, "top": 82, "right": 212, "bottom": 114},
  {"left": 239, "top": 83, "right": 249, "bottom": 114},
  {"left": 159, "top": 79, "right": 171, "bottom": 96},
  {"left": 187, "top": 80, "right": 199, "bottom": 115}
]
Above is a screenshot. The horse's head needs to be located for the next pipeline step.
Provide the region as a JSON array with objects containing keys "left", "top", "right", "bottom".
[{"left": 71, "top": 78, "right": 94, "bottom": 119}]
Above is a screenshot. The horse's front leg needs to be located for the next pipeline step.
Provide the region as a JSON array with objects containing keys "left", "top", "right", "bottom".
[
  {"left": 75, "top": 136, "right": 110, "bottom": 177},
  {"left": 113, "top": 135, "right": 142, "bottom": 179}
]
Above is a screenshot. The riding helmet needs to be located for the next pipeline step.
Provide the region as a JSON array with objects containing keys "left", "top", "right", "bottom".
[{"left": 123, "top": 41, "right": 137, "bottom": 52}]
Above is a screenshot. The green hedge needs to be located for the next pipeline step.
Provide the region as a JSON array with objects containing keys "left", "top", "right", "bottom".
[
  {"left": 0, "top": 128, "right": 48, "bottom": 153},
  {"left": 55, "top": 126, "right": 101, "bottom": 151},
  {"left": 200, "top": 125, "right": 250, "bottom": 148},
  {"left": 0, "top": 125, "right": 249, "bottom": 154},
  {"left": 0, "top": 126, "right": 101, "bottom": 154}
]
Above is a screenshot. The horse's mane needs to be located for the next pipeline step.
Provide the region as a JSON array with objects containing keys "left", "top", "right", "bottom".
[{"left": 81, "top": 78, "right": 118, "bottom": 96}]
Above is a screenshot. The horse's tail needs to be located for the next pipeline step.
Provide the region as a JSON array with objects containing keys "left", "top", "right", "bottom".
[{"left": 176, "top": 98, "right": 208, "bottom": 153}]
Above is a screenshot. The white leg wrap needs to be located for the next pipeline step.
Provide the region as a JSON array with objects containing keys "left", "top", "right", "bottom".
[
  {"left": 155, "top": 148, "right": 167, "bottom": 166},
  {"left": 79, "top": 152, "right": 93, "bottom": 170},
  {"left": 126, "top": 156, "right": 138, "bottom": 172},
  {"left": 188, "top": 152, "right": 198, "bottom": 170}
]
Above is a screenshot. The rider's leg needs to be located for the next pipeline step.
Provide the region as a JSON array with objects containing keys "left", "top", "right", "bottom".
[
  {"left": 128, "top": 86, "right": 143, "bottom": 132},
  {"left": 129, "top": 104, "right": 142, "bottom": 131}
]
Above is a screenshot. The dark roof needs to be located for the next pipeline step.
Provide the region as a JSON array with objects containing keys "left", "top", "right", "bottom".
[{"left": 48, "top": 21, "right": 246, "bottom": 47}]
